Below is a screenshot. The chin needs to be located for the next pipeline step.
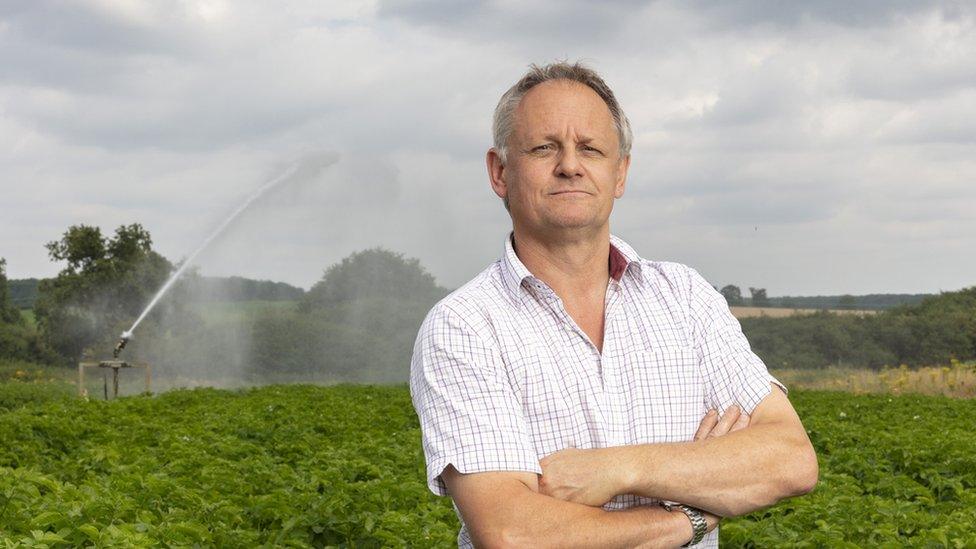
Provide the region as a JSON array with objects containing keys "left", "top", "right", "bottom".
[{"left": 543, "top": 213, "right": 600, "bottom": 230}]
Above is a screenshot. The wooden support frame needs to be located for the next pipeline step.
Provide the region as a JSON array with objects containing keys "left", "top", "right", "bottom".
[{"left": 78, "top": 361, "right": 152, "bottom": 399}]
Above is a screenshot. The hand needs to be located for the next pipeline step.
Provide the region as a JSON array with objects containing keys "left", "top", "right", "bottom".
[
  {"left": 538, "top": 446, "right": 619, "bottom": 507},
  {"left": 682, "top": 404, "right": 750, "bottom": 531},
  {"left": 693, "top": 404, "right": 750, "bottom": 441},
  {"left": 703, "top": 508, "right": 721, "bottom": 534}
]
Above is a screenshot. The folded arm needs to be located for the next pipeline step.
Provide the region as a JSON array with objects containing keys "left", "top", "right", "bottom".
[
  {"left": 598, "top": 266, "right": 819, "bottom": 516},
  {"left": 537, "top": 385, "right": 817, "bottom": 517},
  {"left": 442, "top": 465, "right": 713, "bottom": 549},
  {"left": 610, "top": 384, "right": 818, "bottom": 517}
]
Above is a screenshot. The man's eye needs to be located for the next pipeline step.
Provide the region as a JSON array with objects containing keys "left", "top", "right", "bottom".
[
  {"left": 582, "top": 145, "right": 601, "bottom": 153},
  {"left": 533, "top": 144, "right": 553, "bottom": 152}
]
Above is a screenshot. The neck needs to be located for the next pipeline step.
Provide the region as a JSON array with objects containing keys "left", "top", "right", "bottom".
[{"left": 511, "top": 223, "right": 612, "bottom": 300}]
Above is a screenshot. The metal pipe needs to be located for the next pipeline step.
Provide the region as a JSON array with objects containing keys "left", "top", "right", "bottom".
[{"left": 113, "top": 331, "right": 133, "bottom": 359}]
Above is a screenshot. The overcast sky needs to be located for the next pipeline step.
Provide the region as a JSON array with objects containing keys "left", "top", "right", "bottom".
[{"left": 1, "top": 0, "right": 973, "bottom": 296}]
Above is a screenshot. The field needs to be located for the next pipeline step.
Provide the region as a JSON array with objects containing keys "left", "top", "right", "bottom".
[
  {"left": 23, "top": 303, "right": 876, "bottom": 325},
  {"left": 0, "top": 363, "right": 457, "bottom": 547},
  {"left": 2, "top": 360, "right": 975, "bottom": 547},
  {"left": 18, "top": 309, "right": 34, "bottom": 328},
  {"left": 188, "top": 300, "right": 297, "bottom": 325},
  {"left": 730, "top": 306, "right": 875, "bottom": 319},
  {"left": 772, "top": 360, "right": 976, "bottom": 399}
]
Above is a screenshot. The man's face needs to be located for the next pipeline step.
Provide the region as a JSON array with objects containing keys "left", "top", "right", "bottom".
[{"left": 488, "top": 79, "right": 630, "bottom": 234}]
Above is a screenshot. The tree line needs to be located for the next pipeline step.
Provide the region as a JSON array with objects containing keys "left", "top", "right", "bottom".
[
  {"left": 718, "top": 284, "right": 930, "bottom": 310},
  {"left": 0, "top": 223, "right": 449, "bottom": 384},
  {"left": 740, "top": 289, "right": 976, "bottom": 370},
  {"left": 1, "top": 223, "right": 972, "bottom": 378},
  {"left": 9, "top": 275, "right": 304, "bottom": 309}
]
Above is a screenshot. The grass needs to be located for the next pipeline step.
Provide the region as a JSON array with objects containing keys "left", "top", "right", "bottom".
[
  {"left": 18, "top": 308, "right": 35, "bottom": 327},
  {"left": 730, "top": 306, "right": 876, "bottom": 318},
  {"left": 0, "top": 359, "right": 75, "bottom": 411},
  {"left": 188, "top": 299, "right": 297, "bottom": 325},
  {"left": 771, "top": 359, "right": 976, "bottom": 399}
]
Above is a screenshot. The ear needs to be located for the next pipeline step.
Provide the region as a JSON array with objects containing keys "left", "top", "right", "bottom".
[
  {"left": 487, "top": 148, "right": 508, "bottom": 201},
  {"left": 613, "top": 154, "right": 630, "bottom": 199}
]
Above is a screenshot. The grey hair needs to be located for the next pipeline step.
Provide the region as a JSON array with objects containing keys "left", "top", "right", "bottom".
[{"left": 492, "top": 60, "right": 633, "bottom": 167}]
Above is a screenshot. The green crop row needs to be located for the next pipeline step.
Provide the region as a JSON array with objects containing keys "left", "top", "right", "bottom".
[
  {"left": 0, "top": 384, "right": 457, "bottom": 547},
  {"left": 0, "top": 379, "right": 974, "bottom": 547}
]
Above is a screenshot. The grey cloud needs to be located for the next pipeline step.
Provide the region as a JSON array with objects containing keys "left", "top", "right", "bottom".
[
  {"left": 0, "top": 1, "right": 208, "bottom": 94},
  {"left": 0, "top": 1, "right": 184, "bottom": 55},
  {"left": 376, "top": 0, "right": 482, "bottom": 26},
  {"left": 689, "top": 0, "right": 968, "bottom": 30},
  {"left": 2, "top": 1, "right": 975, "bottom": 295},
  {"left": 377, "top": 0, "right": 650, "bottom": 46},
  {"left": 682, "top": 186, "right": 843, "bottom": 226}
]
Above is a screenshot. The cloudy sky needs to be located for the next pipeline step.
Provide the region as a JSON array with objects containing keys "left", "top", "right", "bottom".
[{"left": 1, "top": 0, "right": 973, "bottom": 296}]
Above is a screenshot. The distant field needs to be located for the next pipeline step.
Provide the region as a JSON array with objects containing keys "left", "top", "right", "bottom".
[
  {"left": 201, "top": 302, "right": 877, "bottom": 321},
  {"left": 772, "top": 360, "right": 976, "bottom": 399},
  {"left": 188, "top": 299, "right": 297, "bottom": 324},
  {"left": 14, "top": 301, "right": 294, "bottom": 329},
  {"left": 22, "top": 302, "right": 875, "bottom": 325},
  {"left": 19, "top": 309, "right": 35, "bottom": 327},
  {"left": 731, "top": 306, "right": 876, "bottom": 318}
]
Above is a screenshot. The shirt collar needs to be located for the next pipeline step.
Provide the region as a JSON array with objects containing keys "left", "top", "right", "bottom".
[{"left": 500, "top": 231, "right": 643, "bottom": 308}]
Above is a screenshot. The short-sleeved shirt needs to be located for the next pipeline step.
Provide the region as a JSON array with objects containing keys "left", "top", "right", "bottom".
[{"left": 409, "top": 231, "right": 786, "bottom": 548}]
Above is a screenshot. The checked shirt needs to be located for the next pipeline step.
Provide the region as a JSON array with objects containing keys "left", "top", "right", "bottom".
[{"left": 409, "top": 231, "right": 786, "bottom": 548}]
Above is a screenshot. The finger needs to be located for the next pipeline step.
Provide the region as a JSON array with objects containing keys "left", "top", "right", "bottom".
[
  {"left": 694, "top": 410, "right": 718, "bottom": 441},
  {"left": 731, "top": 411, "right": 750, "bottom": 432},
  {"left": 708, "top": 405, "right": 741, "bottom": 438},
  {"left": 703, "top": 511, "right": 722, "bottom": 532}
]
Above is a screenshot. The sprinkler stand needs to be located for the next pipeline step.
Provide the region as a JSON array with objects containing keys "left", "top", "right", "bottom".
[{"left": 78, "top": 359, "right": 151, "bottom": 400}]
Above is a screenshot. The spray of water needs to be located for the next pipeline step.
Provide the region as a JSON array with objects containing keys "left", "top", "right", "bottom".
[{"left": 123, "top": 158, "right": 312, "bottom": 340}]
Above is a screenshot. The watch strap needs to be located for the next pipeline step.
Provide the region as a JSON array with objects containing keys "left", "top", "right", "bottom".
[{"left": 660, "top": 501, "right": 707, "bottom": 546}]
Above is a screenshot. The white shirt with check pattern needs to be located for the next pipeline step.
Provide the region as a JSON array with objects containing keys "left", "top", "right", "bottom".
[{"left": 410, "top": 231, "right": 786, "bottom": 548}]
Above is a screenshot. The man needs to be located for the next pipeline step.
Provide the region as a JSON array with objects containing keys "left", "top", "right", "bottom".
[{"left": 409, "top": 61, "right": 818, "bottom": 548}]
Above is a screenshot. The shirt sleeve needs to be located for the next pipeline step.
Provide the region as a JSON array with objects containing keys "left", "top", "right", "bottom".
[
  {"left": 409, "top": 303, "right": 542, "bottom": 497},
  {"left": 684, "top": 266, "right": 788, "bottom": 415}
]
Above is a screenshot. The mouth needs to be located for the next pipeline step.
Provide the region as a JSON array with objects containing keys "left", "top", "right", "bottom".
[{"left": 550, "top": 190, "right": 591, "bottom": 196}]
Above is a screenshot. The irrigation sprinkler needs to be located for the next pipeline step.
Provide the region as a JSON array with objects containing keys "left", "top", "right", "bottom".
[
  {"left": 78, "top": 332, "right": 151, "bottom": 400},
  {"left": 74, "top": 156, "right": 333, "bottom": 401}
]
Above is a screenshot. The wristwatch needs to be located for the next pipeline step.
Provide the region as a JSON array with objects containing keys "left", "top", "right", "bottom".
[{"left": 660, "top": 501, "right": 707, "bottom": 546}]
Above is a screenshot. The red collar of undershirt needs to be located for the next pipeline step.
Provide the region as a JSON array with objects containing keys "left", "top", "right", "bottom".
[{"left": 609, "top": 243, "right": 627, "bottom": 282}]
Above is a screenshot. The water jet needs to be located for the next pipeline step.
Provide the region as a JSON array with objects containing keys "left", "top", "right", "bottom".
[{"left": 79, "top": 153, "right": 335, "bottom": 397}]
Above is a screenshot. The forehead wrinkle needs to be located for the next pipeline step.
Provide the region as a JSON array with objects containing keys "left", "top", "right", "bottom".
[
  {"left": 539, "top": 132, "right": 599, "bottom": 145},
  {"left": 512, "top": 81, "right": 618, "bottom": 148}
]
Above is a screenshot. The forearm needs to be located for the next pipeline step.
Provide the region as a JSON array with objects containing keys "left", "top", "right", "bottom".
[
  {"left": 614, "top": 422, "right": 817, "bottom": 517},
  {"left": 498, "top": 491, "right": 695, "bottom": 549}
]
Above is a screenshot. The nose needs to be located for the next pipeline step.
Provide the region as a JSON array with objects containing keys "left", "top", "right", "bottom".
[{"left": 555, "top": 148, "right": 584, "bottom": 179}]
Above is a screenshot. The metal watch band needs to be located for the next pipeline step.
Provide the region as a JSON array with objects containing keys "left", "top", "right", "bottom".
[{"left": 660, "top": 502, "right": 707, "bottom": 546}]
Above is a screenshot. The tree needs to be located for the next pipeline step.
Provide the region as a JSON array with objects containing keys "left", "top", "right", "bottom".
[
  {"left": 0, "top": 258, "right": 23, "bottom": 325},
  {"left": 749, "top": 287, "right": 769, "bottom": 307},
  {"left": 248, "top": 248, "right": 451, "bottom": 383},
  {"left": 34, "top": 224, "right": 173, "bottom": 363},
  {"left": 837, "top": 294, "right": 857, "bottom": 310},
  {"left": 1, "top": 258, "right": 54, "bottom": 362},
  {"left": 719, "top": 284, "right": 743, "bottom": 307},
  {"left": 301, "top": 248, "right": 448, "bottom": 311}
]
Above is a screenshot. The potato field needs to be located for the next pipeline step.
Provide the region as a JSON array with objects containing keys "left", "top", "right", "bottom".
[{"left": 1, "top": 374, "right": 975, "bottom": 547}]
